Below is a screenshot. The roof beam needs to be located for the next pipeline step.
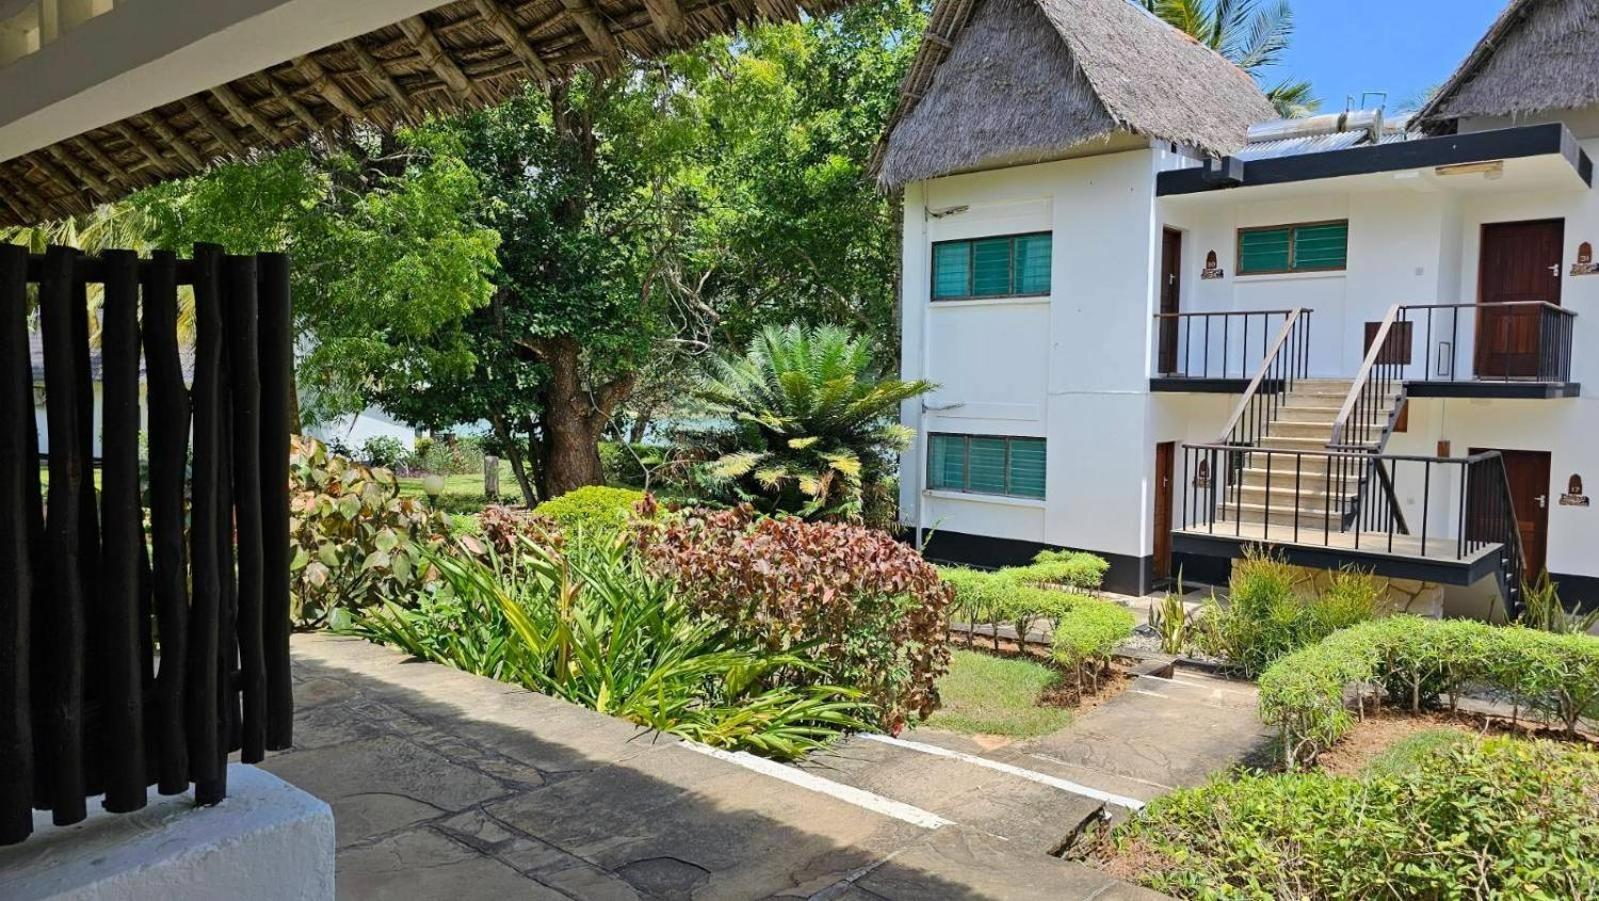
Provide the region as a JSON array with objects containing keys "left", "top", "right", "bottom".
[
  {"left": 264, "top": 72, "right": 324, "bottom": 134},
  {"left": 38, "top": 149, "right": 110, "bottom": 203},
  {"left": 69, "top": 137, "right": 133, "bottom": 189},
  {"left": 640, "top": 0, "right": 685, "bottom": 40},
  {"left": 558, "top": 0, "right": 623, "bottom": 70},
  {"left": 111, "top": 121, "right": 173, "bottom": 175},
  {"left": 343, "top": 39, "right": 411, "bottom": 112},
  {"left": 136, "top": 113, "right": 206, "bottom": 171},
  {"left": 292, "top": 54, "right": 367, "bottom": 122},
  {"left": 182, "top": 96, "right": 250, "bottom": 159},
  {"left": 397, "top": 16, "right": 479, "bottom": 104},
  {"left": 211, "top": 84, "right": 287, "bottom": 146},
  {"left": 471, "top": 0, "right": 551, "bottom": 83}
]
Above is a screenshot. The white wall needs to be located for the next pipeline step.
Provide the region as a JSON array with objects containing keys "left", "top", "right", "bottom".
[{"left": 901, "top": 146, "right": 1186, "bottom": 565}]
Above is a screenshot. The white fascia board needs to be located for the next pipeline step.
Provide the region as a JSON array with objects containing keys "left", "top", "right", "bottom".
[{"left": 0, "top": 0, "right": 445, "bottom": 163}]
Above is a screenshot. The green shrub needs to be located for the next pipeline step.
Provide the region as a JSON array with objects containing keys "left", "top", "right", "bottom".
[
  {"left": 941, "top": 566, "right": 1085, "bottom": 648},
  {"left": 1519, "top": 569, "right": 1599, "bottom": 634},
  {"left": 1108, "top": 734, "right": 1599, "bottom": 899},
  {"left": 1259, "top": 616, "right": 1599, "bottom": 766},
  {"left": 532, "top": 486, "right": 646, "bottom": 542},
  {"left": 644, "top": 507, "right": 952, "bottom": 731},
  {"left": 1051, "top": 600, "right": 1135, "bottom": 693},
  {"left": 360, "top": 434, "right": 408, "bottom": 469},
  {"left": 600, "top": 441, "right": 669, "bottom": 489},
  {"left": 1197, "top": 551, "right": 1377, "bottom": 677},
  {"left": 289, "top": 435, "right": 450, "bottom": 628},
  {"left": 353, "top": 537, "right": 869, "bottom": 759},
  {"left": 1009, "top": 550, "right": 1109, "bottom": 594}
]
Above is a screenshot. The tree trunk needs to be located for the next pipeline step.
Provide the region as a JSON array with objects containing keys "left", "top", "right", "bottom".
[
  {"left": 532, "top": 336, "right": 634, "bottom": 500},
  {"left": 489, "top": 415, "right": 537, "bottom": 507}
]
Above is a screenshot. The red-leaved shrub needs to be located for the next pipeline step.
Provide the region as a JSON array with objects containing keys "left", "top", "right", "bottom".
[{"left": 643, "top": 507, "right": 952, "bottom": 731}]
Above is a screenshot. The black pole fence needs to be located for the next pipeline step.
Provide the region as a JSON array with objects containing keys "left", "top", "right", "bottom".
[{"left": 0, "top": 244, "right": 292, "bottom": 845}]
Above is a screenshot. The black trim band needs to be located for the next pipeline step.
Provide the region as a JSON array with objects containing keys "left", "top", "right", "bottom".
[{"left": 916, "top": 529, "right": 1155, "bottom": 597}]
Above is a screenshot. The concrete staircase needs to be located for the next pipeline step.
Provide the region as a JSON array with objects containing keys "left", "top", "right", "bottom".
[{"left": 1221, "top": 379, "right": 1406, "bottom": 530}]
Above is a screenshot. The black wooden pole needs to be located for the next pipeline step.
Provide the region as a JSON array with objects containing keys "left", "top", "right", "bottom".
[
  {"left": 68, "top": 265, "right": 102, "bottom": 739},
  {"left": 39, "top": 247, "right": 87, "bottom": 825},
  {"left": 98, "top": 250, "right": 148, "bottom": 813},
  {"left": 258, "top": 254, "right": 293, "bottom": 750},
  {"left": 0, "top": 245, "right": 35, "bottom": 844},
  {"left": 141, "top": 251, "right": 190, "bottom": 795},
  {"left": 224, "top": 255, "right": 265, "bottom": 763},
  {"left": 188, "top": 244, "right": 225, "bottom": 805}
]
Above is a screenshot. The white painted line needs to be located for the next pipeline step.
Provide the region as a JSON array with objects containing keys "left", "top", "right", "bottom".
[
  {"left": 858, "top": 733, "right": 1145, "bottom": 811},
  {"left": 681, "top": 742, "right": 954, "bottom": 830},
  {"left": 1026, "top": 753, "right": 1174, "bottom": 792},
  {"left": 1129, "top": 688, "right": 1243, "bottom": 713},
  {"left": 1160, "top": 674, "right": 1256, "bottom": 697}
]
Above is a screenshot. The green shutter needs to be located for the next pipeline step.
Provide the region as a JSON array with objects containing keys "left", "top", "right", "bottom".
[
  {"left": 928, "top": 434, "right": 965, "bottom": 490},
  {"left": 967, "top": 437, "right": 1008, "bottom": 493},
  {"left": 932, "top": 243, "right": 970, "bottom": 299},
  {"left": 971, "top": 238, "right": 1013, "bottom": 296},
  {"left": 1291, "top": 222, "right": 1348, "bottom": 270},
  {"left": 1006, "top": 438, "right": 1046, "bottom": 499},
  {"left": 1014, "top": 234, "right": 1052, "bottom": 294},
  {"left": 1238, "top": 227, "right": 1291, "bottom": 274}
]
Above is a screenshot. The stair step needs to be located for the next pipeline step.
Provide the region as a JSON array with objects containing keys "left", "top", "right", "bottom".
[
  {"left": 1268, "top": 420, "right": 1339, "bottom": 439},
  {"left": 1236, "top": 484, "right": 1356, "bottom": 505},
  {"left": 1218, "top": 502, "right": 1348, "bottom": 527}
]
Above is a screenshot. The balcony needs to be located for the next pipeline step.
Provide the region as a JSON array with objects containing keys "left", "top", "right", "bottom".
[
  {"left": 1150, "top": 309, "right": 1309, "bottom": 392},
  {"left": 1173, "top": 444, "right": 1525, "bottom": 600}
]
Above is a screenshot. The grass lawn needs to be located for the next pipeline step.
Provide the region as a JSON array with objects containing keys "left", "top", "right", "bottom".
[
  {"left": 395, "top": 466, "right": 515, "bottom": 517},
  {"left": 921, "top": 648, "right": 1072, "bottom": 739}
]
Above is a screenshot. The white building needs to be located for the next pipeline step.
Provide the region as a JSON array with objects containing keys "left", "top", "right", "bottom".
[{"left": 883, "top": 0, "right": 1599, "bottom": 615}]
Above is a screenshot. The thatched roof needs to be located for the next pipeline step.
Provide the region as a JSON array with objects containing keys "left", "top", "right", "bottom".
[
  {"left": 873, "top": 0, "right": 1275, "bottom": 188},
  {"left": 1418, "top": 0, "right": 1599, "bottom": 127},
  {"left": 0, "top": 0, "right": 846, "bottom": 227}
]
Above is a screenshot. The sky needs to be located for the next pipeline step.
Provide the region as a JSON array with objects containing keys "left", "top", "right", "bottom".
[{"left": 1259, "top": 0, "right": 1507, "bottom": 114}]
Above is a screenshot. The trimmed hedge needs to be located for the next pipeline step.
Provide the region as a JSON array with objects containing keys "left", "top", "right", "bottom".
[
  {"left": 941, "top": 566, "right": 1075, "bottom": 645},
  {"left": 1051, "top": 601, "right": 1136, "bottom": 692},
  {"left": 1009, "top": 549, "right": 1110, "bottom": 595},
  {"left": 533, "top": 486, "right": 646, "bottom": 540},
  {"left": 1259, "top": 616, "right": 1599, "bottom": 766},
  {"left": 1110, "top": 733, "right": 1599, "bottom": 899}
]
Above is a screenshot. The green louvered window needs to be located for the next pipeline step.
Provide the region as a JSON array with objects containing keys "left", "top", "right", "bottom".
[
  {"left": 931, "top": 232, "right": 1052, "bottom": 299},
  {"left": 1237, "top": 220, "right": 1348, "bottom": 275},
  {"left": 926, "top": 434, "right": 1046, "bottom": 500}
]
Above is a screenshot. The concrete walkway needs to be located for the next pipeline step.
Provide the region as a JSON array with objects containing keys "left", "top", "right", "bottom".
[{"left": 268, "top": 635, "right": 1162, "bottom": 900}]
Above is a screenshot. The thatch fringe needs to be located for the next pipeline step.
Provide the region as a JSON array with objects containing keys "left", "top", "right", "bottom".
[
  {"left": 0, "top": 0, "right": 847, "bottom": 226},
  {"left": 873, "top": 0, "right": 1275, "bottom": 188},
  {"left": 1418, "top": 0, "right": 1599, "bottom": 127}
]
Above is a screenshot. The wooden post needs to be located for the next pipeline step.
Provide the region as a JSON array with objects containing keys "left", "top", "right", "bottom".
[
  {"left": 97, "top": 250, "right": 147, "bottom": 812},
  {"left": 223, "top": 255, "right": 266, "bottom": 763},
  {"left": 0, "top": 245, "right": 35, "bottom": 843},
  {"left": 39, "top": 247, "right": 86, "bottom": 825},
  {"left": 142, "top": 251, "right": 190, "bottom": 795},
  {"left": 188, "top": 243, "right": 225, "bottom": 805},
  {"left": 258, "top": 254, "right": 293, "bottom": 751},
  {"left": 484, "top": 454, "right": 500, "bottom": 501}
]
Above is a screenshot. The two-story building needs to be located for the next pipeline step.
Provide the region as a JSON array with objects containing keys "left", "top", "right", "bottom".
[{"left": 883, "top": 0, "right": 1599, "bottom": 616}]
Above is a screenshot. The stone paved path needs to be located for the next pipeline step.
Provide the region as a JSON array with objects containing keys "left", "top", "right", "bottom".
[{"left": 268, "top": 634, "right": 1162, "bottom": 900}]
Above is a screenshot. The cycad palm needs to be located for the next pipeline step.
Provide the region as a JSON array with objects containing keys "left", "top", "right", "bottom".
[
  {"left": 1139, "top": 0, "right": 1317, "bottom": 117},
  {"left": 697, "top": 323, "right": 933, "bottom": 519}
]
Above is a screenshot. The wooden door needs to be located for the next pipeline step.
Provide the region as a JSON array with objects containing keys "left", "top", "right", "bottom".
[
  {"left": 1472, "top": 447, "right": 1551, "bottom": 576},
  {"left": 1158, "top": 229, "right": 1181, "bottom": 374},
  {"left": 1477, "top": 219, "right": 1563, "bottom": 378},
  {"left": 1154, "top": 442, "right": 1175, "bottom": 581}
]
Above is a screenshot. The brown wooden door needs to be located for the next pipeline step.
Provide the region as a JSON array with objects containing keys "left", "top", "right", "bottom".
[
  {"left": 1158, "top": 229, "right": 1181, "bottom": 374},
  {"left": 1154, "top": 442, "right": 1175, "bottom": 580},
  {"left": 1477, "top": 219, "right": 1563, "bottom": 378},
  {"left": 1472, "top": 447, "right": 1551, "bottom": 576}
]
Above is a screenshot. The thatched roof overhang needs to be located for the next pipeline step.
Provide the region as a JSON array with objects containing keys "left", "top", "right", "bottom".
[
  {"left": 0, "top": 0, "right": 848, "bottom": 226},
  {"left": 1418, "top": 0, "right": 1599, "bottom": 129},
  {"left": 873, "top": 0, "right": 1275, "bottom": 189}
]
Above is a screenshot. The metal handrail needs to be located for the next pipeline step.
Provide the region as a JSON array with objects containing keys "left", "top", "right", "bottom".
[
  {"left": 1329, "top": 302, "right": 1402, "bottom": 450},
  {"left": 1216, "top": 307, "right": 1311, "bottom": 443},
  {"left": 1397, "top": 301, "right": 1576, "bottom": 384},
  {"left": 1152, "top": 309, "right": 1304, "bottom": 381}
]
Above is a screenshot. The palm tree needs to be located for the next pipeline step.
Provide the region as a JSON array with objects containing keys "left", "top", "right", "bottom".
[
  {"left": 1139, "top": 0, "right": 1318, "bottom": 117},
  {"left": 695, "top": 323, "right": 933, "bottom": 521}
]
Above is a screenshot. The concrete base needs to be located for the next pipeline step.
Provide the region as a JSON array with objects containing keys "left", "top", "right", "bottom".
[{"left": 0, "top": 765, "right": 334, "bottom": 901}]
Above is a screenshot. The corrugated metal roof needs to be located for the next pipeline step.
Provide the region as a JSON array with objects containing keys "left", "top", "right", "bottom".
[{"left": 1236, "top": 130, "right": 1368, "bottom": 160}]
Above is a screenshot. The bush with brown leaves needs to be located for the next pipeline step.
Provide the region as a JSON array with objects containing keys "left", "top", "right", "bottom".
[{"left": 643, "top": 507, "right": 952, "bottom": 731}]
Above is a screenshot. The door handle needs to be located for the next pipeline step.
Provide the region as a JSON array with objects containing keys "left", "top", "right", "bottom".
[
  {"left": 1549, "top": 264, "right": 1561, "bottom": 275},
  {"left": 1536, "top": 494, "right": 1547, "bottom": 509}
]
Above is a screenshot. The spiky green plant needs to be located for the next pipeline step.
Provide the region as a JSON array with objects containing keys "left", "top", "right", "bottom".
[
  {"left": 694, "top": 323, "right": 933, "bottom": 520},
  {"left": 1138, "top": 0, "right": 1318, "bottom": 117}
]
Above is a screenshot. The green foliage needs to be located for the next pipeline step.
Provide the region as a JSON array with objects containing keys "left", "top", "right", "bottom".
[
  {"left": 693, "top": 323, "right": 932, "bottom": 520},
  {"left": 360, "top": 435, "right": 407, "bottom": 469},
  {"left": 1518, "top": 569, "right": 1599, "bottom": 634},
  {"left": 1148, "top": 589, "right": 1193, "bottom": 656},
  {"left": 354, "top": 537, "right": 869, "bottom": 759},
  {"left": 1108, "top": 734, "right": 1599, "bottom": 899},
  {"left": 288, "top": 436, "right": 450, "bottom": 628},
  {"left": 1009, "top": 550, "right": 1110, "bottom": 595},
  {"left": 600, "top": 441, "right": 670, "bottom": 488},
  {"left": 1051, "top": 601, "right": 1137, "bottom": 692},
  {"left": 533, "top": 486, "right": 647, "bottom": 543},
  {"left": 1138, "top": 0, "right": 1317, "bottom": 117},
  {"left": 925, "top": 649, "right": 1073, "bottom": 738},
  {"left": 1359, "top": 727, "right": 1473, "bottom": 780},
  {"left": 644, "top": 507, "right": 952, "bottom": 731},
  {"left": 1197, "top": 551, "right": 1377, "bottom": 677},
  {"left": 1259, "top": 617, "right": 1599, "bottom": 766}
]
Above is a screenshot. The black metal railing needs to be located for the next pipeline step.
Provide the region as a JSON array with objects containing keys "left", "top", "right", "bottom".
[
  {"left": 1395, "top": 301, "right": 1575, "bottom": 383},
  {"left": 1216, "top": 308, "right": 1313, "bottom": 446},
  {"left": 1153, "top": 309, "right": 1311, "bottom": 381},
  {"left": 1328, "top": 303, "right": 1407, "bottom": 452},
  {"left": 1180, "top": 444, "right": 1523, "bottom": 574}
]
